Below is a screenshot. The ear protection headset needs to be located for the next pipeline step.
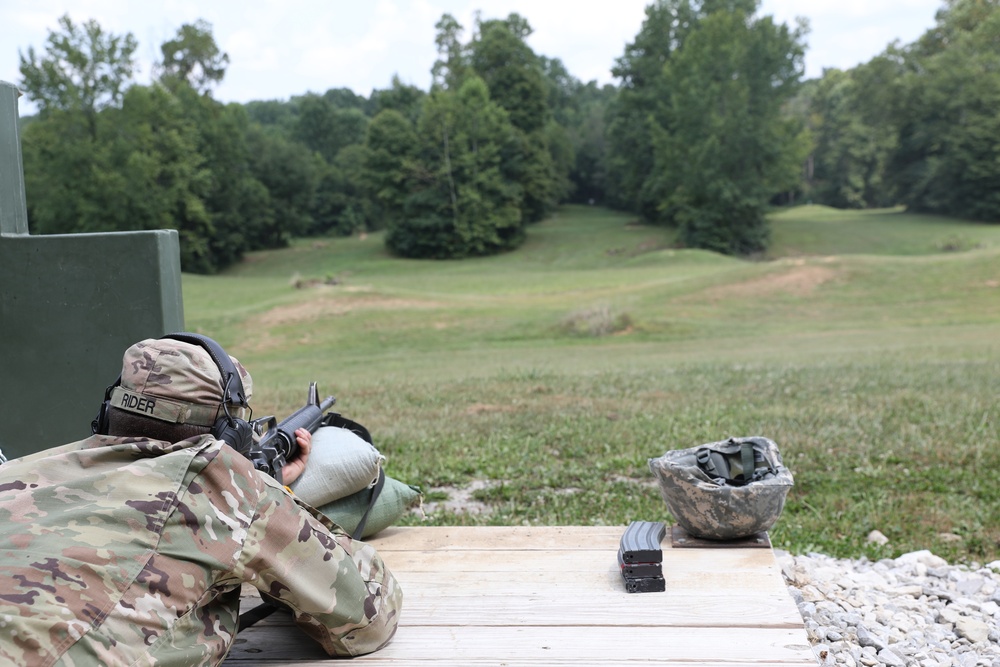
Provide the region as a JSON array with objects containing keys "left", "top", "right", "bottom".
[{"left": 92, "top": 332, "right": 255, "bottom": 454}]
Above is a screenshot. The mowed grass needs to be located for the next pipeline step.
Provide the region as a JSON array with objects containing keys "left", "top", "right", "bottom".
[
  {"left": 184, "top": 205, "right": 1000, "bottom": 563},
  {"left": 769, "top": 204, "right": 1000, "bottom": 257}
]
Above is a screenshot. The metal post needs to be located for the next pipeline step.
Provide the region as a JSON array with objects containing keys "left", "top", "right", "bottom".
[{"left": 0, "top": 81, "right": 28, "bottom": 236}]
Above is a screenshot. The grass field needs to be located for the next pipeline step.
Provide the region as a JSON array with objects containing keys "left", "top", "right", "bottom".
[{"left": 184, "top": 204, "right": 1000, "bottom": 564}]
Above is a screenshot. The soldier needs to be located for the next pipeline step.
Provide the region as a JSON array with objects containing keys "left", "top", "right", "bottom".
[{"left": 0, "top": 335, "right": 402, "bottom": 666}]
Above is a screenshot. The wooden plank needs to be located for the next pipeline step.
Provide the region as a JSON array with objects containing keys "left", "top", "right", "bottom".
[
  {"left": 368, "top": 525, "right": 626, "bottom": 551},
  {"left": 253, "top": 567, "right": 789, "bottom": 600},
  {"left": 230, "top": 662, "right": 816, "bottom": 667},
  {"left": 371, "top": 593, "right": 803, "bottom": 628},
  {"left": 251, "top": 592, "right": 802, "bottom": 628},
  {"left": 377, "top": 546, "right": 781, "bottom": 568},
  {"left": 372, "top": 569, "right": 792, "bottom": 597},
  {"left": 226, "top": 625, "right": 815, "bottom": 664},
  {"left": 379, "top": 548, "right": 784, "bottom": 580},
  {"left": 225, "top": 527, "right": 814, "bottom": 666}
]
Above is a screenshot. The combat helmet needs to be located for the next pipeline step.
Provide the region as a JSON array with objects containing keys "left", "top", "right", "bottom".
[{"left": 648, "top": 436, "right": 793, "bottom": 540}]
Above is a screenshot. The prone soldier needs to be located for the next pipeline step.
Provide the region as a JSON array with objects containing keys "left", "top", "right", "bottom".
[{"left": 0, "top": 334, "right": 402, "bottom": 665}]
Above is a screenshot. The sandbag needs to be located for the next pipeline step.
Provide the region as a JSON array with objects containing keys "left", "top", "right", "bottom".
[
  {"left": 289, "top": 426, "right": 384, "bottom": 508},
  {"left": 316, "top": 476, "right": 422, "bottom": 539}
]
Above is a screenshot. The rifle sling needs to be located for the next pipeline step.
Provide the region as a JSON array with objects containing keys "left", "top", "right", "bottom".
[
  {"left": 352, "top": 467, "right": 385, "bottom": 540},
  {"left": 238, "top": 600, "right": 278, "bottom": 632},
  {"left": 321, "top": 411, "right": 385, "bottom": 537},
  {"left": 322, "top": 413, "right": 374, "bottom": 446}
]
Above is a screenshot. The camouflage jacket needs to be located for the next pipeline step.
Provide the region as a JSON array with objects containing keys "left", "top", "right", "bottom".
[{"left": 0, "top": 434, "right": 402, "bottom": 666}]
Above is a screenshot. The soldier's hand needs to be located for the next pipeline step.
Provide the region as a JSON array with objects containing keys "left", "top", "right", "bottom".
[{"left": 280, "top": 428, "right": 312, "bottom": 485}]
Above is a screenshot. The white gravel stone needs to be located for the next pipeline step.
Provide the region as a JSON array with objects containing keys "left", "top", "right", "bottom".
[
  {"left": 955, "top": 616, "right": 990, "bottom": 643},
  {"left": 866, "top": 530, "right": 889, "bottom": 546},
  {"left": 778, "top": 549, "right": 1000, "bottom": 667},
  {"left": 877, "top": 647, "right": 907, "bottom": 666}
]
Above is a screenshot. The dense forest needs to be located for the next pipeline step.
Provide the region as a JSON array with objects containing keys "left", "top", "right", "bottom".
[{"left": 14, "top": 0, "right": 1000, "bottom": 272}]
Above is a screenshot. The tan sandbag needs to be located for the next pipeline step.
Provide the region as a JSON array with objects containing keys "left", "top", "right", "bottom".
[
  {"left": 289, "top": 426, "right": 384, "bottom": 508},
  {"left": 317, "top": 476, "right": 422, "bottom": 539}
]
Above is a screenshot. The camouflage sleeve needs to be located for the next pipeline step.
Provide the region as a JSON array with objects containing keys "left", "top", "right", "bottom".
[{"left": 235, "top": 474, "right": 402, "bottom": 656}]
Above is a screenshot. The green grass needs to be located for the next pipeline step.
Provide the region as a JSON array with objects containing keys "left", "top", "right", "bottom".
[
  {"left": 184, "top": 204, "right": 1000, "bottom": 564},
  {"left": 770, "top": 204, "right": 1000, "bottom": 257}
]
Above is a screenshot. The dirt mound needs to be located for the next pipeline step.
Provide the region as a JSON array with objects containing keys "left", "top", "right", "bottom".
[
  {"left": 699, "top": 264, "right": 838, "bottom": 301},
  {"left": 256, "top": 294, "right": 442, "bottom": 327}
]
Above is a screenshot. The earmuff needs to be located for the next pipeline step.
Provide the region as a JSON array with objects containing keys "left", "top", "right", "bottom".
[{"left": 92, "top": 332, "right": 254, "bottom": 453}]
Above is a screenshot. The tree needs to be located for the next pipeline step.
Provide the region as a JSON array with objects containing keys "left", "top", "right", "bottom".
[
  {"left": 374, "top": 78, "right": 524, "bottom": 258},
  {"left": 364, "top": 109, "right": 420, "bottom": 233},
  {"left": 244, "top": 99, "right": 297, "bottom": 130},
  {"left": 605, "top": 0, "right": 705, "bottom": 220},
  {"left": 165, "top": 82, "right": 275, "bottom": 271},
  {"left": 469, "top": 14, "right": 548, "bottom": 134},
  {"left": 566, "top": 82, "right": 616, "bottom": 204},
  {"left": 539, "top": 57, "right": 578, "bottom": 127},
  {"left": 323, "top": 87, "right": 367, "bottom": 111},
  {"left": 886, "top": 0, "right": 1000, "bottom": 221},
  {"left": 245, "top": 125, "right": 322, "bottom": 248},
  {"left": 657, "top": 5, "right": 807, "bottom": 254},
  {"left": 111, "top": 86, "right": 216, "bottom": 271},
  {"left": 369, "top": 76, "right": 426, "bottom": 125},
  {"left": 538, "top": 59, "right": 615, "bottom": 204},
  {"left": 311, "top": 143, "right": 375, "bottom": 236},
  {"left": 19, "top": 16, "right": 434, "bottom": 271},
  {"left": 153, "top": 22, "right": 272, "bottom": 271},
  {"left": 466, "top": 14, "right": 559, "bottom": 221},
  {"left": 157, "top": 20, "right": 229, "bottom": 94},
  {"left": 801, "top": 0, "right": 1000, "bottom": 222},
  {"left": 606, "top": 0, "right": 806, "bottom": 254},
  {"left": 20, "top": 83, "right": 220, "bottom": 271},
  {"left": 431, "top": 13, "right": 469, "bottom": 90},
  {"left": 292, "top": 94, "right": 369, "bottom": 163},
  {"left": 19, "top": 14, "right": 138, "bottom": 137},
  {"left": 808, "top": 68, "right": 896, "bottom": 209},
  {"left": 21, "top": 109, "right": 110, "bottom": 234}
]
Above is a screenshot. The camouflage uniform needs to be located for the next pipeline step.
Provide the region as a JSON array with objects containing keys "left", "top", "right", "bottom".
[{"left": 0, "top": 338, "right": 402, "bottom": 666}]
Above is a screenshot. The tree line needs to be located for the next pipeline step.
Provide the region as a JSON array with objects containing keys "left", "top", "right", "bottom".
[
  {"left": 15, "top": 0, "right": 1000, "bottom": 273},
  {"left": 795, "top": 0, "right": 1000, "bottom": 221}
]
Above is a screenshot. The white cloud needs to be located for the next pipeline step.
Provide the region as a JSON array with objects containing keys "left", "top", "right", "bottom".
[{"left": 1, "top": 0, "right": 945, "bottom": 114}]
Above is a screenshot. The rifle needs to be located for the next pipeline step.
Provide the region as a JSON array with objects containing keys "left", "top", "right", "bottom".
[{"left": 246, "top": 382, "right": 336, "bottom": 484}]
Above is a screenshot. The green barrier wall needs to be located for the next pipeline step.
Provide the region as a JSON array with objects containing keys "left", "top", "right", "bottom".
[{"left": 0, "top": 81, "right": 184, "bottom": 459}]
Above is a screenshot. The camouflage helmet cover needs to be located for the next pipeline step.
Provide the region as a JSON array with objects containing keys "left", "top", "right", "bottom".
[
  {"left": 111, "top": 338, "right": 253, "bottom": 427},
  {"left": 648, "top": 436, "right": 794, "bottom": 540}
]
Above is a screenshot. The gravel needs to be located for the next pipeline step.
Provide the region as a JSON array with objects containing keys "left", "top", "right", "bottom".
[{"left": 776, "top": 549, "right": 1000, "bottom": 666}]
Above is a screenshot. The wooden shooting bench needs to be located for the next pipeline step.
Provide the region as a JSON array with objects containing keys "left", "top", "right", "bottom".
[{"left": 224, "top": 526, "right": 815, "bottom": 666}]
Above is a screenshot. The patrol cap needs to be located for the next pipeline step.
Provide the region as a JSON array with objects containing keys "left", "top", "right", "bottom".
[{"left": 111, "top": 338, "right": 253, "bottom": 426}]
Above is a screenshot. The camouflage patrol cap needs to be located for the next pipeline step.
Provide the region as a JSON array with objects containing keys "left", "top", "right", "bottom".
[{"left": 110, "top": 338, "right": 253, "bottom": 427}]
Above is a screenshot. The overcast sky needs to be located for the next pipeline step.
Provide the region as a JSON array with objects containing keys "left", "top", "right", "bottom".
[{"left": 2, "top": 0, "right": 945, "bottom": 115}]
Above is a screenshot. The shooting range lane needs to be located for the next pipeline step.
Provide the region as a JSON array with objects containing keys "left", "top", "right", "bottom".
[{"left": 225, "top": 525, "right": 814, "bottom": 665}]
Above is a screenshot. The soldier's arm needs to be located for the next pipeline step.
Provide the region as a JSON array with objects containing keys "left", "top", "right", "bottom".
[{"left": 238, "top": 480, "right": 402, "bottom": 656}]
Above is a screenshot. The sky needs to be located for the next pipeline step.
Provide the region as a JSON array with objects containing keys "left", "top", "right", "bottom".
[{"left": 1, "top": 0, "right": 946, "bottom": 115}]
